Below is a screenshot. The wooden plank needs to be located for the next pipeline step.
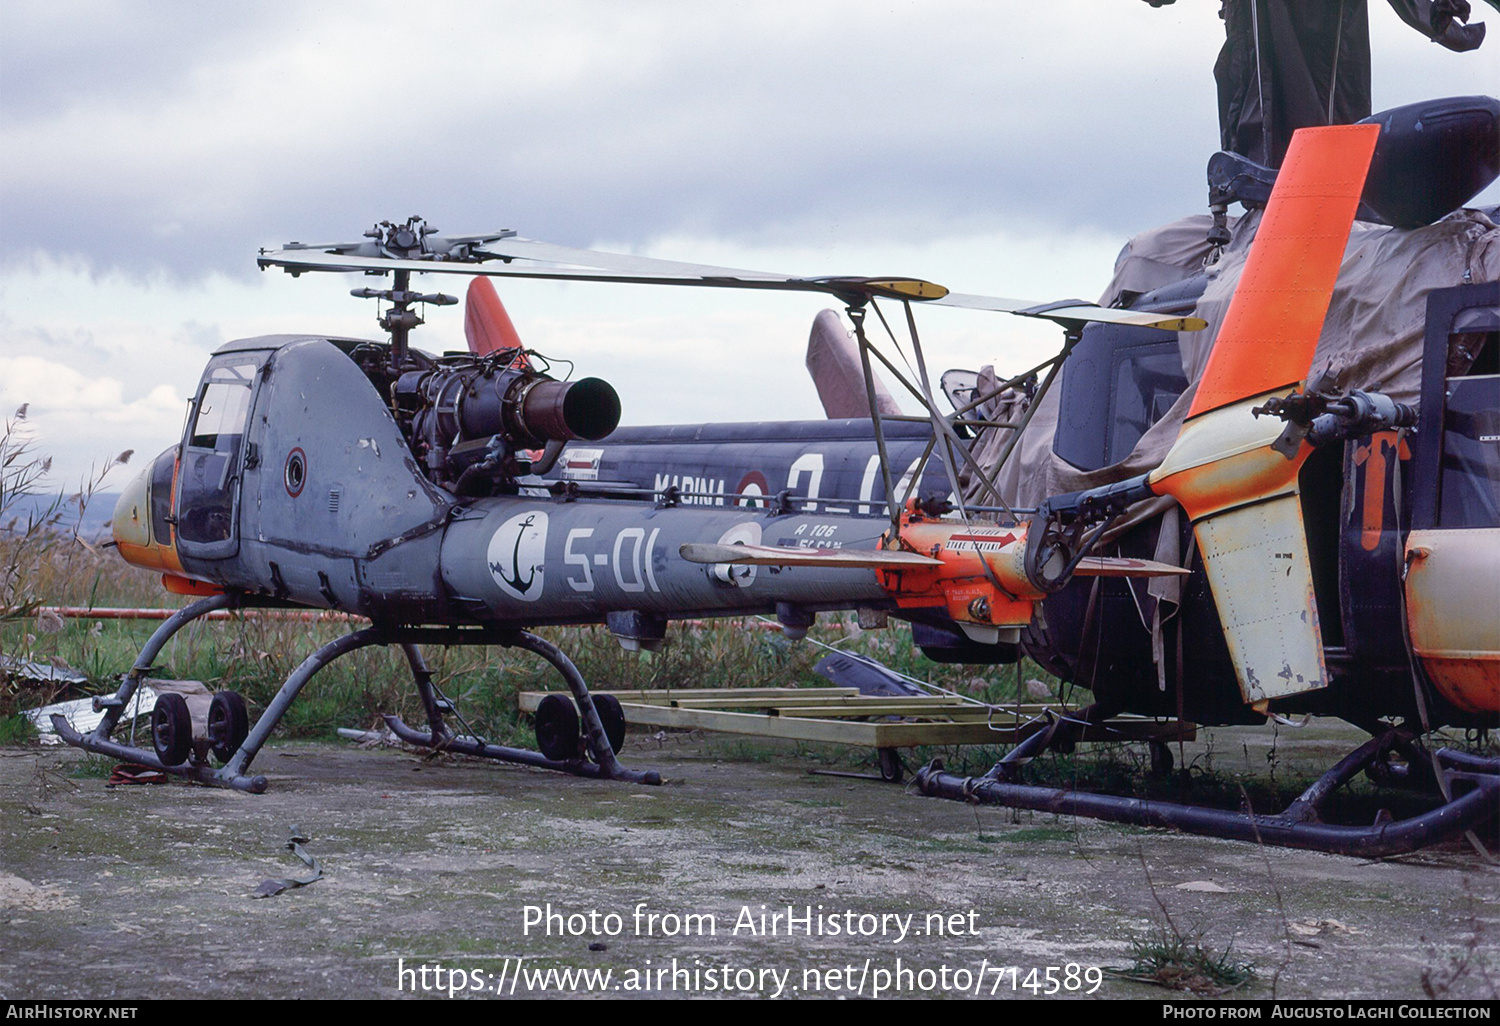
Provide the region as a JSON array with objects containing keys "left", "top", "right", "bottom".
[
  {"left": 518, "top": 687, "right": 1195, "bottom": 748},
  {"left": 762, "top": 702, "right": 1011, "bottom": 719},
  {"left": 668, "top": 697, "right": 969, "bottom": 713},
  {"left": 517, "top": 687, "right": 859, "bottom": 714},
  {"left": 607, "top": 700, "right": 1194, "bottom": 748},
  {"left": 616, "top": 703, "right": 887, "bottom": 745}
]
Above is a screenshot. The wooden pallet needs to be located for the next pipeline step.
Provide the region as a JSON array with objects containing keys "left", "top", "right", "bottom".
[{"left": 518, "top": 686, "right": 1194, "bottom": 750}]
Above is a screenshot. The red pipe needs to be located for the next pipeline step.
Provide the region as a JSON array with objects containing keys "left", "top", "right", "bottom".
[{"left": 38, "top": 607, "right": 362, "bottom": 622}]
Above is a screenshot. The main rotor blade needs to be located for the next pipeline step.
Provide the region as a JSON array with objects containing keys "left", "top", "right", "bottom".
[
  {"left": 477, "top": 235, "right": 795, "bottom": 281},
  {"left": 261, "top": 243, "right": 801, "bottom": 287},
  {"left": 258, "top": 239, "right": 1205, "bottom": 329},
  {"left": 937, "top": 293, "right": 1208, "bottom": 332}
]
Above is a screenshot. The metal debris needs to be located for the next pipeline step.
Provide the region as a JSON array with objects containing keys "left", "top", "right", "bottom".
[
  {"left": 1, "top": 655, "right": 88, "bottom": 688},
  {"left": 251, "top": 826, "right": 323, "bottom": 899}
]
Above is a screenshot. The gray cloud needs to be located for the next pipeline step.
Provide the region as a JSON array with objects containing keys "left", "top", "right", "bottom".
[
  {"left": 2, "top": 2, "right": 1495, "bottom": 284},
  {"left": 0, "top": 4, "right": 1221, "bottom": 279},
  {"left": 0, "top": 2, "right": 296, "bottom": 123}
]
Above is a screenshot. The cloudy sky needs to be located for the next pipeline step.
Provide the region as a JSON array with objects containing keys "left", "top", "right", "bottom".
[{"left": 2, "top": 1, "right": 1496, "bottom": 485}]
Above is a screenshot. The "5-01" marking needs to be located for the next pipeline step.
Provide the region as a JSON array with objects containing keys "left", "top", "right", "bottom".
[{"left": 564, "top": 527, "right": 662, "bottom": 594}]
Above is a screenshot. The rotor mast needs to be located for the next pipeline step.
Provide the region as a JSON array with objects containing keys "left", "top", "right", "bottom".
[{"left": 343, "top": 219, "right": 460, "bottom": 372}]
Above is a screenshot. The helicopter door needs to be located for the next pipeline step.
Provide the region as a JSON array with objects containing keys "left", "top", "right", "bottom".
[
  {"left": 174, "top": 356, "right": 261, "bottom": 561},
  {"left": 1404, "top": 283, "right": 1500, "bottom": 717}
]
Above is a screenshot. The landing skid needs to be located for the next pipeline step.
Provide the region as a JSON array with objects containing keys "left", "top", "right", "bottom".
[
  {"left": 52, "top": 595, "right": 661, "bottom": 790},
  {"left": 383, "top": 630, "right": 660, "bottom": 785},
  {"left": 914, "top": 724, "right": 1499, "bottom": 858}
]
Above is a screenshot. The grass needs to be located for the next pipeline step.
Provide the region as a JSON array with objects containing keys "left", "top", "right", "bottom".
[
  {"left": 2, "top": 594, "right": 1041, "bottom": 748},
  {"left": 1106, "top": 844, "right": 1257, "bottom": 996},
  {"left": 1111, "top": 933, "right": 1256, "bottom": 996},
  {"left": 67, "top": 754, "right": 116, "bottom": 779},
  {"left": 0, "top": 713, "right": 36, "bottom": 745}
]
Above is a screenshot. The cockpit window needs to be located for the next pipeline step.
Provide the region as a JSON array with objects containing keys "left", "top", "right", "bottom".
[
  {"left": 1438, "top": 370, "right": 1500, "bottom": 529},
  {"left": 189, "top": 364, "right": 255, "bottom": 450},
  {"left": 177, "top": 360, "right": 258, "bottom": 549}
]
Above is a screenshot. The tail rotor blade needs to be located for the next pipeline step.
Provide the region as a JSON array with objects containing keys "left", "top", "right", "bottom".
[
  {"left": 464, "top": 277, "right": 524, "bottom": 356},
  {"left": 1072, "top": 556, "right": 1190, "bottom": 578}
]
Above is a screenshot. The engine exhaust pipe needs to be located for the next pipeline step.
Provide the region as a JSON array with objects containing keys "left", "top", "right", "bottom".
[{"left": 516, "top": 376, "right": 621, "bottom": 443}]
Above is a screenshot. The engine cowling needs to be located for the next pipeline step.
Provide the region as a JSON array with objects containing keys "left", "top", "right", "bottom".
[{"left": 394, "top": 351, "right": 621, "bottom": 492}]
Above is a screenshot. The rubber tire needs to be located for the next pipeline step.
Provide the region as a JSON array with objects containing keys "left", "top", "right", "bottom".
[
  {"left": 535, "top": 694, "right": 580, "bottom": 761},
  {"left": 208, "top": 691, "right": 249, "bottom": 764},
  {"left": 878, "top": 747, "right": 905, "bottom": 783},
  {"left": 1149, "top": 740, "right": 1174, "bottom": 778},
  {"left": 593, "top": 694, "right": 627, "bottom": 756},
  {"left": 151, "top": 693, "right": 193, "bottom": 766}
]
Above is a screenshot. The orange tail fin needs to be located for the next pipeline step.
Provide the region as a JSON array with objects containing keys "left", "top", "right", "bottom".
[
  {"left": 464, "top": 277, "right": 525, "bottom": 356},
  {"left": 1187, "top": 123, "right": 1379, "bottom": 419}
]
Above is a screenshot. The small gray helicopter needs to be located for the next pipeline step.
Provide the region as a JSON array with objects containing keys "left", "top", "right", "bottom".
[{"left": 62, "top": 217, "right": 1187, "bottom": 792}]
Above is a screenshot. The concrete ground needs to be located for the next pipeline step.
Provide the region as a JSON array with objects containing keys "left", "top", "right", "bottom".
[{"left": 1, "top": 721, "right": 1496, "bottom": 1001}]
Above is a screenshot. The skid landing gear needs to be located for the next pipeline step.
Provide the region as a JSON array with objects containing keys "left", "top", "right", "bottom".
[
  {"left": 915, "top": 728, "right": 1500, "bottom": 858},
  {"left": 52, "top": 595, "right": 661, "bottom": 790},
  {"left": 384, "top": 630, "right": 660, "bottom": 785},
  {"left": 52, "top": 594, "right": 268, "bottom": 791}
]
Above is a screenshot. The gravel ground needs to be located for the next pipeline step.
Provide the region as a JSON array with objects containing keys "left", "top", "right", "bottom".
[{"left": 1, "top": 721, "right": 1496, "bottom": 1000}]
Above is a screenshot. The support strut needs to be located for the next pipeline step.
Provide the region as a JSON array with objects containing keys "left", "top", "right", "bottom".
[
  {"left": 56, "top": 605, "right": 661, "bottom": 790},
  {"left": 383, "top": 629, "right": 661, "bottom": 785},
  {"left": 83, "top": 593, "right": 237, "bottom": 737},
  {"left": 55, "top": 624, "right": 390, "bottom": 792},
  {"left": 914, "top": 733, "right": 1500, "bottom": 858}
]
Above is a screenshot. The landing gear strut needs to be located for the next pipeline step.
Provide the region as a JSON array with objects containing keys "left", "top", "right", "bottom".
[
  {"left": 383, "top": 629, "right": 660, "bottom": 785},
  {"left": 52, "top": 595, "right": 661, "bottom": 790},
  {"left": 915, "top": 729, "right": 1499, "bottom": 858}
]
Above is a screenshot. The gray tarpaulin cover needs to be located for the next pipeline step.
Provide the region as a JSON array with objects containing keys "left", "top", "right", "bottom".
[{"left": 959, "top": 207, "right": 1500, "bottom": 532}]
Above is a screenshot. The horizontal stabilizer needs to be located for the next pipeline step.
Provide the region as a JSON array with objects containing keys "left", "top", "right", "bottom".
[
  {"left": 1072, "top": 556, "right": 1191, "bottom": 578},
  {"left": 935, "top": 294, "right": 1207, "bottom": 332},
  {"left": 679, "top": 542, "right": 942, "bottom": 569}
]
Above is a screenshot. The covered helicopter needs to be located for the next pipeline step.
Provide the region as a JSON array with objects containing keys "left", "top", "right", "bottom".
[
  {"left": 527, "top": 100, "right": 1500, "bottom": 858},
  {"left": 477, "top": 100, "right": 1500, "bottom": 857},
  {"left": 52, "top": 94, "right": 1500, "bottom": 855}
]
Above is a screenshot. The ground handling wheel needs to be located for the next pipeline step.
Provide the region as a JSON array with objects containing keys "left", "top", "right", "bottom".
[
  {"left": 877, "top": 747, "right": 905, "bottom": 783},
  {"left": 593, "top": 694, "right": 627, "bottom": 756},
  {"left": 534, "top": 694, "right": 580, "bottom": 761},
  {"left": 151, "top": 693, "right": 192, "bottom": 766},
  {"left": 1149, "top": 740, "right": 1174, "bottom": 778},
  {"left": 207, "top": 690, "right": 249, "bottom": 764}
]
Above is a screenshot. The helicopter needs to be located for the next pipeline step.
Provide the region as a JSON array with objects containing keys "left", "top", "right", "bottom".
[
  {"left": 51, "top": 93, "right": 1499, "bottom": 855},
  {"left": 52, "top": 214, "right": 1192, "bottom": 792},
  {"left": 528, "top": 102, "right": 1500, "bottom": 857}
]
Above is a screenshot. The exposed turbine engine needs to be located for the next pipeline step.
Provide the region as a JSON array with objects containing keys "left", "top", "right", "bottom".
[{"left": 390, "top": 349, "right": 621, "bottom": 495}]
